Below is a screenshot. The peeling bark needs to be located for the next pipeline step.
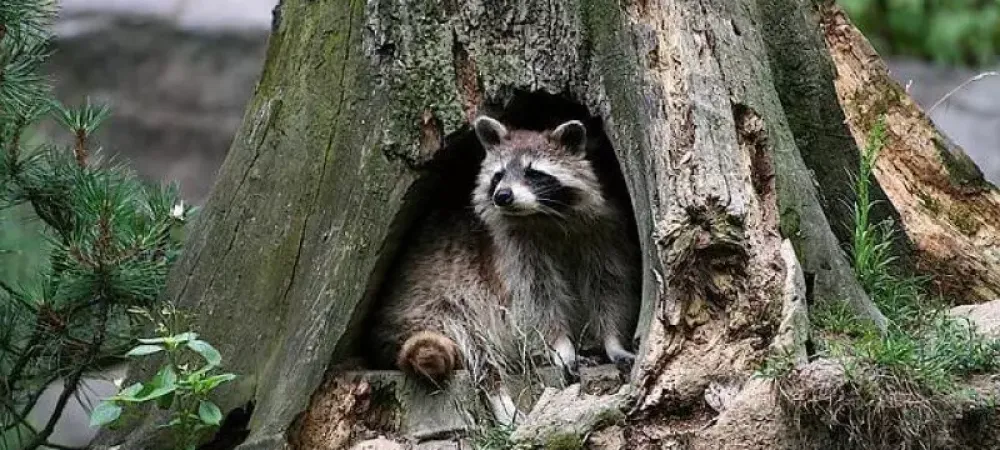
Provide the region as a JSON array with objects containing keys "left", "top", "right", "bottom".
[{"left": 820, "top": 4, "right": 1000, "bottom": 305}]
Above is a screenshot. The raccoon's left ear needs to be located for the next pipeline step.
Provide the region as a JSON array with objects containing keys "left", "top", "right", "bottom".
[
  {"left": 473, "top": 116, "right": 509, "bottom": 151},
  {"left": 550, "top": 120, "right": 587, "bottom": 155}
]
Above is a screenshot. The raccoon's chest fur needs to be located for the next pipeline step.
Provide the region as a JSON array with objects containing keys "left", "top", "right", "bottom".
[{"left": 491, "top": 216, "right": 628, "bottom": 336}]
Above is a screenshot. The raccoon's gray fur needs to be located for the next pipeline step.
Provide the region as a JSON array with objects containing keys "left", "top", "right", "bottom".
[{"left": 369, "top": 116, "right": 640, "bottom": 421}]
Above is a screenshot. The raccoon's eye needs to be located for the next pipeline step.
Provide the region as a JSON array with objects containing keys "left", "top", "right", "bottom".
[
  {"left": 524, "top": 168, "right": 546, "bottom": 180},
  {"left": 491, "top": 170, "right": 505, "bottom": 184}
]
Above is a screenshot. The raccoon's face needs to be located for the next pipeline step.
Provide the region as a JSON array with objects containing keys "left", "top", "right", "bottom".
[{"left": 471, "top": 116, "right": 608, "bottom": 225}]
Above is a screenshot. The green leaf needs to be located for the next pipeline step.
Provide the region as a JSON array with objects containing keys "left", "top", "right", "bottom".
[
  {"left": 134, "top": 381, "right": 177, "bottom": 402},
  {"left": 114, "top": 382, "right": 145, "bottom": 402},
  {"left": 198, "top": 401, "right": 223, "bottom": 426},
  {"left": 90, "top": 402, "right": 122, "bottom": 427},
  {"left": 156, "top": 417, "right": 183, "bottom": 429},
  {"left": 131, "top": 365, "right": 178, "bottom": 402},
  {"left": 171, "top": 332, "right": 198, "bottom": 343},
  {"left": 138, "top": 332, "right": 196, "bottom": 345},
  {"left": 200, "top": 373, "right": 237, "bottom": 392},
  {"left": 187, "top": 339, "right": 222, "bottom": 367},
  {"left": 125, "top": 344, "right": 164, "bottom": 357}
]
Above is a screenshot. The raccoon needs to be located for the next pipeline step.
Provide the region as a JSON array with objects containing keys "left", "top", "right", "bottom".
[
  {"left": 470, "top": 116, "right": 640, "bottom": 372},
  {"left": 369, "top": 115, "right": 640, "bottom": 421}
]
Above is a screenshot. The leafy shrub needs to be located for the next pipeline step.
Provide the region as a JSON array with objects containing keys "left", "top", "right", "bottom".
[{"left": 91, "top": 307, "right": 237, "bottom": 450}]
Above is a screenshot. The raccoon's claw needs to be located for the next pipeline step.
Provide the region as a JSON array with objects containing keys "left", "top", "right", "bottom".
[
  {"left": 550, "top": 350, "right": 580, "bottom": 380},
  {"left": 562, "top": 358, "right": 581, "bottom": 380}
]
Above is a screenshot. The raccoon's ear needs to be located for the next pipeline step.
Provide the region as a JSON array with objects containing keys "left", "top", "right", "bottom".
[
  {"left": 473, "top": 116, "right": 509, "bottom": 150},
  {"left": 550, "top": 120, "right": 587, "bottom": 155}
]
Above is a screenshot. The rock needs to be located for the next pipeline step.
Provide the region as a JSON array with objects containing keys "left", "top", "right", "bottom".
[
  {"left": 414, "top": 439, "right": 465, "bottom": 450},
  {"left": 950, "top": 299, "right": 1000, "bottom": 338},
  {"left": 690, "top": 379, "right": 804, "bottom": 450},
  {"left": 350, "top": 437, "right": 405, "bottom": 450},
  {"left": 587, "top": 425, "right": 626, "bottom": 450},
  {"left": 510, "top": 384, "right": 630, "bottom": 449},
  {"left": 579, "top": 364, "right": 626, "bottom": 395}
]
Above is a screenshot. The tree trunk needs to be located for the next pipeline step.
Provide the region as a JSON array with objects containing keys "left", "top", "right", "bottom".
[{"left": 91, "top": 1, "right": 962, "bottom": 449}]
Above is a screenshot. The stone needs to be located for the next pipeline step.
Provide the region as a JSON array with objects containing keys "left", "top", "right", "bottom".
[
  {"left": 510, "top": 384, "right": 630, "bottom": 448},
  {"left": 950, "top": 299, "right": 1000, "bottom": 338},
  {"left": 414, "top": 439, "right": 465, "bottom": 450},
  {"left": 579, "top": 364, "right": 626, "bottom": 396},
  {"left": 350, "top": 437, "right": 405, "bottom": 450}
]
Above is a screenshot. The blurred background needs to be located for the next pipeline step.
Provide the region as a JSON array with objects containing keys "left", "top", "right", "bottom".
[{"left": 1, "top": 0, "right": 998, "bottom": 284}]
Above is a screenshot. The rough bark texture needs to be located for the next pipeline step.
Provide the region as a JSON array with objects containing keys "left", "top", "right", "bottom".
[
  {"left": 92, "top": 0, "right": 900, "bottom": 449},
  {"left": 820, "top": 3, "right": 1000, "bottom": 305}
]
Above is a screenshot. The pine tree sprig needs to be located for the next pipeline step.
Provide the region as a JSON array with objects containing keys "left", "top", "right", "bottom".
[
  {"left": 54, "top": 99, "right": 111, "bottom": 167},
  {"left": 0, "top": 0, "right": 56, "bottom": 44}
]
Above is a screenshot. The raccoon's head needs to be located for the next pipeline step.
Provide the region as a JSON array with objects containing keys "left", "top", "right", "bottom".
[{"left": 471, "top": 116, "right": 609, "bottom": 227}]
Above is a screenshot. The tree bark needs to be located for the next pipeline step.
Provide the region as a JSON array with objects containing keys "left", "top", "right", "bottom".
[
  {"left": 819, "top": 3, "right": 1000, "bottom": 305},
  {"left": 92, "top": 0, "right": 921, "bottom": 449}
]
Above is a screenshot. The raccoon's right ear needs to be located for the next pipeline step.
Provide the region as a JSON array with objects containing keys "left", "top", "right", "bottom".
[{"left": 473, "top": 116, "right": 509, "bottom": 150}]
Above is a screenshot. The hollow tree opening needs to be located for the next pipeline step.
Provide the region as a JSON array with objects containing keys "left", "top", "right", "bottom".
[{"left": 352, "top": 91, "right": 638, "bottom": 366}]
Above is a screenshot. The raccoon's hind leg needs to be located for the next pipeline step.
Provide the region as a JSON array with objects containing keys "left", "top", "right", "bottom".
[{"left": 397, "top": 330, "right": 461, "bottom": 384}]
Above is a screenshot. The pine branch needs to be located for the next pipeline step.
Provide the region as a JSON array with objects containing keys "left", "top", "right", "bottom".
[{"left": 22, "top": 302, "right": 110, "bottom": 450}]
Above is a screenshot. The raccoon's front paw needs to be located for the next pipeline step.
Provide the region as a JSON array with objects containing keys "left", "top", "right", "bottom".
[
  {"left": 550, "top": 335, "right": 579, "bottom": 380},
  {"left": 608, "top": 348, "right": 636, "bottom": 374}
]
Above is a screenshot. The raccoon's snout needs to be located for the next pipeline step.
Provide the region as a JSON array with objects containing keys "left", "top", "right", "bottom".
[{"left": 493, "top": 188, "right": 514, "bottom": 207}]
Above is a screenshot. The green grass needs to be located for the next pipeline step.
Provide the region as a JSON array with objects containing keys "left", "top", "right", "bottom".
[
  {"left": 836, "top": 115, "right": 1000, "bottom": 393},
  {"left": 472, "top": 423, "right": 515, "bottom": 450}
]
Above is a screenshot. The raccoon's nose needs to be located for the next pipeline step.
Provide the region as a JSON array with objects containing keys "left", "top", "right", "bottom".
[{"left": 493, "top": 188, "right": 514, "bottom": 207}]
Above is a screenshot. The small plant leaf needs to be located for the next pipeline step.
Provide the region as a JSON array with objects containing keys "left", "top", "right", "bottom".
[
  {"left": 114, "top": 382, "right": 145, "bottom": 402},
  {"left": 187, "top": 339, "right": 222, "bottom": 367},
  {"left": 132, "top": 365, "right": 178, "bottom": 402},
  {"left": 198, "top": 401, "right": 223, "bottom": 426},
  {"left": 156, "top": 418, "right": 182, "bottom": 429},
  {"left": 201, "top": 373, "right": 237, "bottom": 391},
  {"left": 90, "top": 401, "right": 123, "bottom": 427},
  {"left": 171, "top": 332, "right": 199, "bottom": 343},
  {"left": 126, "top": 344, "right": 164, "bottom": 357},
  {"left": 137, "top": 337, "right": 169, "bottom": 344}
]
